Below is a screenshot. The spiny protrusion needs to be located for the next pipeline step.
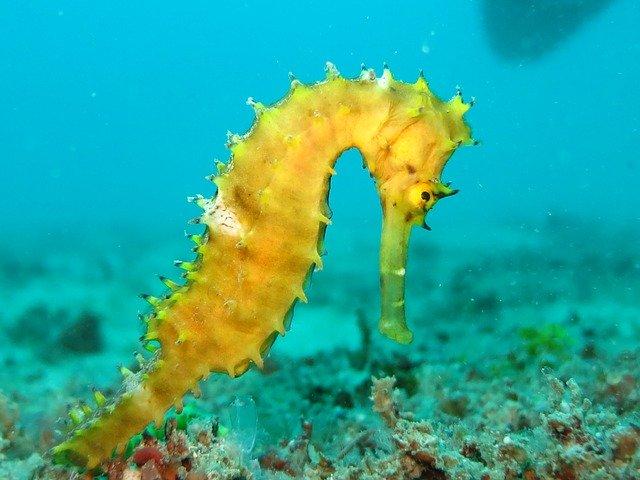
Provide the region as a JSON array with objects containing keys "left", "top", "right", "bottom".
[
  {"left": 80, "top": 402, "right": 92, "bottom": 417},
  {"left": 378, "top": 63, "right": 394, "bottom": 88},
  {"left": 294, "top": 285, "right": 308, "bottom": 303},
  {"left": 174, "top": 260, "right": 197, "bottom": 271},
  {"left": 272, "top": 317, "right": 286, "bottom": 335},
  {"left": 187, "top": 194, "right": 206, "bottom": 209},
  {"left": 139, "top": 293, "right": 161, "bottom": 308},
  {"left": 246, "top": 97, "right": 267, "bottom": 117},
  {"left": 317, "top": 213, "right": 332, "bottom": 225},
  {"left": 214, "top": 159, "right": 228, "bottom": 175},
  {"left": 447, "top": 91, "right": 471, "bottom": 117},
  {"left": 359, "top": 65, "right": 376, "bottom": 82},
  {"left": 415, "top": 69, "right": 430, "bottom": 92},
  {"left": 434, "top": 182, "right": 460, "bottom": 198},
  {"left": 325, "top": 61, "right": 340, "bottom": 79},
  {"left": 310, "top": 250, "right": 324, "bottom": 270},
  {"left": 134, "top": 352, "right": 145, "bottom": 368},
  {"left": 187, "top": 216, "right": 202, "bottom": 225},
  {"left": 185, "top": 232, "right": 204, "bottom": 247},
  {"left": 69, "top": 407, "right": 85, "bottom": 425},
  {"left": 142, "top": 329, "right": 159, "bottom": 341},
  {"left": 225, "top": 131, "right": 242, "bottom": 149},
  {"left": 158, "top": 274, "right": 181, "bottom": 291},
  {"left": 119, "top": 365, "right": 134, "bottom": 378},
  {"left": 288, "top": 72, "right": 302, "bottom": 89},
  {"left": 322, "top": 201, "right": 333, "bottom": 221},
  {"left": 224, "top": 363, "right": 237, "bottom": 378},
  {"left": 249, "top": 350, "right": 264, "bottom": 369},
  {"left": 92, "top": 388, "right": 106, "bottom": 408}
]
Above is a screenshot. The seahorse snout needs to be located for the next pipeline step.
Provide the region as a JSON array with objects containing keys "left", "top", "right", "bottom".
[{"left": 377, "top": 178, "right": 459, "bottom": 344}]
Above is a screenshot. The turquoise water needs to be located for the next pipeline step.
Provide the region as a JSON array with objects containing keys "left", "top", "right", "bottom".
[
  {"left": 2, "top": 1, "right": 638, "bottom": 230},
  {"left": 1, "top": 2, "right": 639, "bottom": 478}
]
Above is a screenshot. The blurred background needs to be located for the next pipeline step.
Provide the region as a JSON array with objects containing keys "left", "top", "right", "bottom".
[
  {"left": 1, "top": 0, "right": 638, "bottom": 240},
  {"left": 1, "top": 3, "right": 639, "bottom": 476}
]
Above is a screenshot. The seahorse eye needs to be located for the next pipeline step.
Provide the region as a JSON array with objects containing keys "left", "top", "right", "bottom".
[{"left": 405, "top": 183, "right": 435, "bottom": 212}]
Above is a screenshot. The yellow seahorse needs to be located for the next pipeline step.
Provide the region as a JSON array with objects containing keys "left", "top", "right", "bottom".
[{"left": 53, "top": 63, "right": 474, "bottom": 468}]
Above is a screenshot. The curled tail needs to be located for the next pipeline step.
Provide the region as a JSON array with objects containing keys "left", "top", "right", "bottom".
[{"left": 53, "top": 353, "right": 201, "bottom": 468}]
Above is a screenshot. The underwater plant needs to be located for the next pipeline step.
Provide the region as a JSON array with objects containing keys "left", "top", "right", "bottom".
[
  {"left": 52, "top": 63, "right": 474, "bottom": 469},
  {"left": 519, "top": 322, "right": 573, "bottom": 358}
]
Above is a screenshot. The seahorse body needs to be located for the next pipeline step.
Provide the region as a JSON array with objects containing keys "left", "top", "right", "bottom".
[{"left": 53, "top": 64, "right": 473, "bottom": 468}]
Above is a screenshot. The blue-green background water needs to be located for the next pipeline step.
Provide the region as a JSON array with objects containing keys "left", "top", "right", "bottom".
[
  {"left": 2, "top": 0, "right": 639, "bottom": 236},
  {"left": 1, "top": 3, "right": 640, "bottom": 476}
]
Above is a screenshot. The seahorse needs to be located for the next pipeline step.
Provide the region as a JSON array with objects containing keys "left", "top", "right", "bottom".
[{"left": 52, "top": 63, "right": 474, "bottom": 469}]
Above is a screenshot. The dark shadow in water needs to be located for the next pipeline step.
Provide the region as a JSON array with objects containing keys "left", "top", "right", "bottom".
[{"left": 482, "top": 0, "right": 616, "bottom": 62}]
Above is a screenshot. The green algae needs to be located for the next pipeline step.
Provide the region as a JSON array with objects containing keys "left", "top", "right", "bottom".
[{"left": 519, "top": 323, "right": 573, "bottom": 358}]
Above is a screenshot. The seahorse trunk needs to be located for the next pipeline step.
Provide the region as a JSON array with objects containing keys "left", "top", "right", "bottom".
[{"left": 53, "top": 64, "right": 473, "bottom": 469}]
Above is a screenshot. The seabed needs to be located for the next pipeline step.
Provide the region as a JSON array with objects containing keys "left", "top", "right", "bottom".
[{"left": 0, "top": 218, "right": 638, "bottom": 479}]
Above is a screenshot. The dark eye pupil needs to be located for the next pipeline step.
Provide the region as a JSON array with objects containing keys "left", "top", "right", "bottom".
[{"left": 421, "top": 191, "right": 431, "bottom": 201}]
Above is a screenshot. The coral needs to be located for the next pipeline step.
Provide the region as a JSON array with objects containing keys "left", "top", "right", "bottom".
[
  {"left": 0, "top": 393, "right": 19, "bottom": 441},
  {"left": 34, "top": 340, "right": 640, "bottom": 479},
  {"left": 334, "top": 375, "right": 640, "bottom": 479},
  {"left": 258, "top": 419, "right": 318, "bottom": 478},
  {"left": 104, "top": 417, "right": 253, "bottom": 480},
  {"left": 0, "top": 453, "right": 45, "bottom": 480},
  {"left": 52, "top": 62, "right": 474, "bottom": 469},
  {"left": 251, "top": 371, "right": 640, "bottom": 479},
  {"left": 0, "top": 394, "right": 45, "bottom": 480},
  {"left": 1, "top": 215, "right": 631, "bottom": 479}
]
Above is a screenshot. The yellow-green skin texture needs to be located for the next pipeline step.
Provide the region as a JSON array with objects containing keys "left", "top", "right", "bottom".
[{"left": 53, "top": 64, "right": 473, "bottom": 469}]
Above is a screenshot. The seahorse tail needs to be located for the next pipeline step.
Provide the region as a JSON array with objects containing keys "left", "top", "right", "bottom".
[{"left": 52, "top": 354, "right": 205, "bottom": 469}]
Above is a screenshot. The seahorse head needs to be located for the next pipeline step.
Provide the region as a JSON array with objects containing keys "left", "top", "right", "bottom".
[
  {"left": 380, "top": 177, "right": 460, "bottom": 228},
  {"left": 374, "top": 76, "right": 474, "bottom": 345}
]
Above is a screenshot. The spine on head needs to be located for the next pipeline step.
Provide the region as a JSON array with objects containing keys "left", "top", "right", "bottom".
[{"left": 53, "top": 62, "right": 474, "bottom": 469}]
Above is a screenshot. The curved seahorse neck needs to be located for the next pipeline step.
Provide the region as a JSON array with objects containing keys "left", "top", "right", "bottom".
[
  {"left": 212, "top": 65, "right": 471, "bottom": 341},
  {"left": 53, "top": 64, "right": 473, "bottom": 469}
]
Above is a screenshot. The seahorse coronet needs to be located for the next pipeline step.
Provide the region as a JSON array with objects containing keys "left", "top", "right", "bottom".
[{"left": 52, "top": 63, "right": 474, "bottom": 469}]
